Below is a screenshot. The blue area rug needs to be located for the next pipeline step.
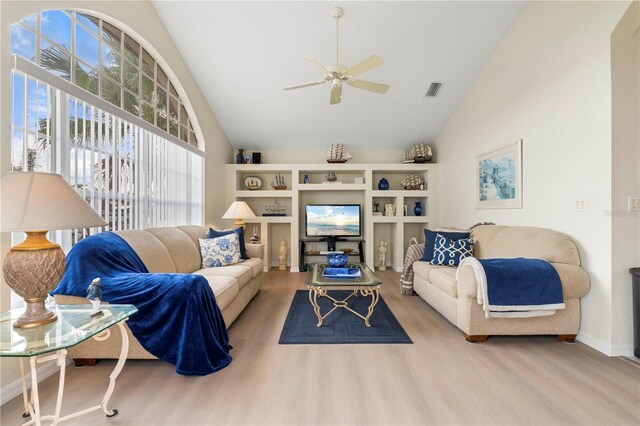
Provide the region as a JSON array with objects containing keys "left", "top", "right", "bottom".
[{"left": 279, "top": 290, "right": 412, "bottom": 344}]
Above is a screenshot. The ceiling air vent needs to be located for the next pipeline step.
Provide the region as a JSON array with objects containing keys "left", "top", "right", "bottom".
[{"left": 425, "top": 82, "right": 442, "bottom": 97}]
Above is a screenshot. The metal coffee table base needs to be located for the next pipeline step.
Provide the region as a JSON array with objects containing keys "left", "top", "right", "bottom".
[{"left": 308, "top": 286, "right": 380, "bottom": 327}]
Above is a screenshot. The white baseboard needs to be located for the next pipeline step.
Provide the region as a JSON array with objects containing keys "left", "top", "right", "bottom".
[
  {"left": 611, "top": 343, "right": 635, "bottom": 357},
  {"left": 0, "top": 356, "right": 71, "bottom": 406},
  {"left": 577, "top": 332, "right": 612, "bottom": 356}
]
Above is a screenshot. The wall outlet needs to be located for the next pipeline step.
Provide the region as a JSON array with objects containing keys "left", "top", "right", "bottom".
[
  {"left": 575, "top": 200, "right": 586, "bottom": 212},
  {"left": 628, "top": 196, "right": 640, "bottom": 211}
]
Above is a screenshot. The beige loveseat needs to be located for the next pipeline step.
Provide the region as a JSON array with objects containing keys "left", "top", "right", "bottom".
[
  {"left": 54, "top": 225, "right": 263, "bottom": 361},
  {"left": 412, "top": 225, "right": 590, "bottom": 342}
]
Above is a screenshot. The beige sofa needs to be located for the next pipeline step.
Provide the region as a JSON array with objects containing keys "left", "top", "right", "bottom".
[
  {"left": 412, "top": 225, "right": 590, "bottom": 342},
  {"left": 54, "top": 225, "right": 263, "bottom": 361}
]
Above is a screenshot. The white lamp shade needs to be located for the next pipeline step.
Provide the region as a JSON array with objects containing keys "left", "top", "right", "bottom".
[
  {"left": 222, "top": 201, "right": 256, "bottom": 219},
  {"left": 1, "top": 172, "right": 107, "bottom": 232}
]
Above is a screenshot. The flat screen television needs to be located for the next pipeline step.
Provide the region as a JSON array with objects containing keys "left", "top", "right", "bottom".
[{"left": 305, "top": 204, "right": 361, "bottom": 239}]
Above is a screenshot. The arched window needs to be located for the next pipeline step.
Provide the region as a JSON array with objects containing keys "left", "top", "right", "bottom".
[
  {"left": 9, "top": 10, "right": 204, "bottom": 248},
  {"left": 11, "top": 10, "right": 198, "bottom": 145}
]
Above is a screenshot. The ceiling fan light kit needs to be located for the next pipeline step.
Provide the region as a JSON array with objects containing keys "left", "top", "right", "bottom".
[{"left": 284, "top": 6, "right": 390, "bottom": 105}]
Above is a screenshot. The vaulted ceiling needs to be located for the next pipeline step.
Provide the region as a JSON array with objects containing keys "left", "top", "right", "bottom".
[{"left": 152, "top": 1, "right": 524, "bottom": 150}]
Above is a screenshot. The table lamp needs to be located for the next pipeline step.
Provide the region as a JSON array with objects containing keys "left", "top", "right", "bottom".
[
  {"left": 222, "top": 201, "right": 256, "bottom": 228},
  {"left": 1, "top": 172, "right": 107, "bottom": 328}
]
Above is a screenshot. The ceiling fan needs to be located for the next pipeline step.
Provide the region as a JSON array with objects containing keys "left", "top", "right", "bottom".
[{"left": 284, "top": 6, "right": 389, "bottom": 105}]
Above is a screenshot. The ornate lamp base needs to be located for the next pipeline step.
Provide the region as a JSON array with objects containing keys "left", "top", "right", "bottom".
[
  {"left": 14, "top": 297, "right": 58, "bottom": 329},
  {"left": 2, "top": 231, "right": 66, "bottom": 329}
]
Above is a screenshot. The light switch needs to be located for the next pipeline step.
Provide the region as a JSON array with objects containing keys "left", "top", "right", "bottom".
[
  {"left": 575, "top": 200, "right": 586, "bottom": 212},
  {"left": 628, "top": 196, "right": 640, "bottom": 211}
]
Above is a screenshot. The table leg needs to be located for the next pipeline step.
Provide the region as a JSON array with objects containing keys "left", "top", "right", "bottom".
[
  {"left": 100, "top": 321, "right": 129, "bottom": 417},
  {"left": 19, "top": 358, "right": 30, "bottom": 418},
  {"left": 52, "top": 349, "right": 67, "bottom": 425},
  {"left": 308, "top": 286, "right": 326, "bottom": 327},
  {"left": 29, "top": 357, "right": 41, "bottom": 426},
  {"left": 359, "top": 286, "right": 380, "bottom": 327}
]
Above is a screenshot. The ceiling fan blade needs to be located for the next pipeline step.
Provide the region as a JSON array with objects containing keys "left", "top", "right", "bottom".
[
  {"left": 302, "top": 56, "right": 330, "bottom": 75},
  {"left": 348, "top": 79, "right": 390, "bottom": 94},
  {"left": 344, "top": 55, "right": 384, "bottom": 77},
  {"left": 283, "top": 81, "right": 326, "bottom": 91},
  {"left": 330, "top": 85, "right": 342, "bottom": 105}
]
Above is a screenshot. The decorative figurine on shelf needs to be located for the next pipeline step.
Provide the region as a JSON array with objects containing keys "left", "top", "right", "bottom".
[
  {"left": 400, "top": 174, "right": 424, "bottom": 190},
  {"left": 245, "top": 153, "right": 251, "bottom": 164},
  {"left": 378, "top": 177, "right": 389, "bottom": 190},
  {"left": 414, "top": 201, "right": 424, "bottom": 216},
  {"left": 373, "top": 203, "right": 382, "bottom": 216},
  {"left": 326, "top": 144, "right": 352, "bottom": 163},
  {"left": 384, "top": 203, "right": 396, "bottom": 217},
  {"left": 86, "top": 277, "right": 103, "bottom": 317},
  {"left": 236, "top": 149, "right": 246, "bottom": 164},
  {"left": 303, "top": 174, "right": 310, "bottom": 184},
  {"left": 325, "top": 172, "right": 337, "bottom": 182},
  {"left": 378, "top": 241, "right": 388, "bottom": 271},
  {"left": 249, "top": 225, "right": 260, "bottom": 243},
  {"left": 278, "top": 240, "right": 288, "bottom": 270},
  {"left": 403, "top": 205, "right": 408, "bottom": 216},
  {"left": 271, "top": 174, "right": 287, "bottom": 190}
]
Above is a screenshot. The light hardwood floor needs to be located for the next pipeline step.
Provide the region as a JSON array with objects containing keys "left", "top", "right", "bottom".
[{"left": 2, "top": 269, "right": 639, "bottom": 425}]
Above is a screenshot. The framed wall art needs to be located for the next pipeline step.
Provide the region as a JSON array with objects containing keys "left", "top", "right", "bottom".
[{"left": 476, "top": 139, "right": 522, "bottom": 209}]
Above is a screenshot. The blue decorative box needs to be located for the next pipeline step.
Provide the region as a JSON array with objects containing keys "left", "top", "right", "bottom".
[
  {"left": 322, "top": 268, "right": 361, "bottom": 279},
  {"left": 326, "top": 252, "right": 349, "bottom": 267}
]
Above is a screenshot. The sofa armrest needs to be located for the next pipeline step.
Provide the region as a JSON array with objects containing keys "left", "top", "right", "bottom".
[
  {"left": 551, "top": 263, "right": 590, "bottom": 300},
  {"left": 457, "top": 266, "right": 478, "bottom": 299},
  {"left": 245, "top": 243, "right": 264, "bottom": 259},
  {"left": 456, "top": 261, "right": 590, "bottom": 301}
]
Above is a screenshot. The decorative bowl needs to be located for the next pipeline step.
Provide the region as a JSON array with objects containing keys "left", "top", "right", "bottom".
[{"left": 327, "top": 253, "right": 349, "bottom": 267}]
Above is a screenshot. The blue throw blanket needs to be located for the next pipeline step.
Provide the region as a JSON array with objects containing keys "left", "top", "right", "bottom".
[
  {"left": 457, "top": 257, "right": 565, "bottom": 318},
  {"left": 52, "top": 232, "right": 232, "bottom": 376}
]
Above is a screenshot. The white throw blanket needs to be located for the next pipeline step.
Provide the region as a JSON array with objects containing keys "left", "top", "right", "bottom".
[{"left": 456, "top": 257, "right": 565, "bottom": 319}]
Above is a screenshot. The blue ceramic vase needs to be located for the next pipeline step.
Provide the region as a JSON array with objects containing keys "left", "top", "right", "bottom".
[
  {"left": 414, "top": 201, "right": 423, "bottom": 216},
  {"left": 378, "top": 177, "right": 389, "bottom": 190}
]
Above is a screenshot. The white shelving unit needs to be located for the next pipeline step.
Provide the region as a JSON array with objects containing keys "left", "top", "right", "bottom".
[{"left": 225, "top": 163, "right": 439, "bottom": 272}]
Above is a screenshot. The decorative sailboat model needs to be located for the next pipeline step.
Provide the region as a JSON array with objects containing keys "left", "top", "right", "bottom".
[
  {"left": 326, "top": 144, "right": 352, "bottom": 163},
  {"left": 271, "top": 174, "right": 287, "bottom": 190}
]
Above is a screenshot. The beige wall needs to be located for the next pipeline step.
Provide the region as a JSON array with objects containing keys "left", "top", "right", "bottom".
[
  {"left": 434, "top": 1, "right": 631, "bottom": 354},
  {"left": 0, "top": 0, "right": 233, "bottom": 391},
  {"left": 611, "top": 1, "right": 640, "bottom": 353}
]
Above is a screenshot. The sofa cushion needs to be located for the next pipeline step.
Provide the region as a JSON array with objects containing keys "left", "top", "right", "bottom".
[
  {"left": 241, "top": 258, "right": 264, "bottom": 277},
  {"left": 199, "top": 234, "right": 242, "bottom": 268},
  {"left": 209, "top": 227, "right": 249, "bottom": 260},
  {"left": 413, "top": 261, "right": 450, "bottom": 282},
  {"left": 194, "top": 264, "right": 253, "bottom": 288},
  {"left": 146, "top": 227, "right": 202, "bottom": 273},
  {"left": 192, "top": 274, "right": 239, "bottom": 311},
  {"left": 115, "top": 230, "right": 177, "bottom": 273},
  {"left": 430, "top": 235, "right": 474, "bottom": 266},
  {"left": 429, "top": 267, "right": 458, "bottom": 297},
  {"left": 421, "top": 229, "right": 470, "bottom": 262}
]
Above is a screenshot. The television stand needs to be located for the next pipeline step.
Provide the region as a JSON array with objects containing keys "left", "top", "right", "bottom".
[{"left": 299, "top": 239, "right": 365, "bottom": 272}]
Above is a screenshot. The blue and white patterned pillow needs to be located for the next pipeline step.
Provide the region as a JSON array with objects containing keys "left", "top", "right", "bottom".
[
  {"left": 430, "top": 234, "right": 474, "bottom": 266},
  {"left": 198, "top": 233, "right": 241, "bottom": 268}
]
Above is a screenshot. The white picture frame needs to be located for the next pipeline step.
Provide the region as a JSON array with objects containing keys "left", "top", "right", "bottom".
[{"left": 475, "top": 139, "right": 523, "bottom": 209}]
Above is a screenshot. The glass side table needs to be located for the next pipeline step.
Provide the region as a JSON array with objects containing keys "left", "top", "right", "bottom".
[
  {"left": 0, "top": 304, "right": 138, "bottom": 426},
  {"left": 305, "top": 263, "right": 382, "bottom": 327}
]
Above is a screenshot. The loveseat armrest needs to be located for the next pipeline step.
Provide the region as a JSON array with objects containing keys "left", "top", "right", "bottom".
[
  {"left": 456, "top": 261, "right": 590, "bottom": 301},
  {"left": 551, "top": 263, "right": 590, "bottom": 300},
  {"left": 246, "top": 243, "right": 264, "bottom": 259}
]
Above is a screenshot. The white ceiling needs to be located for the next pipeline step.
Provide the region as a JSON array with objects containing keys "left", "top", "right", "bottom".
[{"left": 152, "top": 1, "right": 524, "bottom": 150}]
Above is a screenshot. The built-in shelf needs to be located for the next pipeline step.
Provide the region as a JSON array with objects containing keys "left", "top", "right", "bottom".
[
  {"left": 244, "top": 216, "right": 292, "bottom": 224},
  {"left": 298, "top": 183, "right": 367, "bottom": 191},
  {"left": 236, "top": 190, "right": 293, "bottom": 197},
  {"left": 226, "top": 163, "right": 439, "bottom": 272}
]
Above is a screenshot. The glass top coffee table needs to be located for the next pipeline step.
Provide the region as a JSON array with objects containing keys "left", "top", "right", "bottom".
[{"left": 305, "top": 263, "right": 382, "bottom": 327}]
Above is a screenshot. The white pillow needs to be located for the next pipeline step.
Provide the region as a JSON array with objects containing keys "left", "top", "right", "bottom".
[{"left": 198, "top": 232, "right": 241, "bottom": 268}]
